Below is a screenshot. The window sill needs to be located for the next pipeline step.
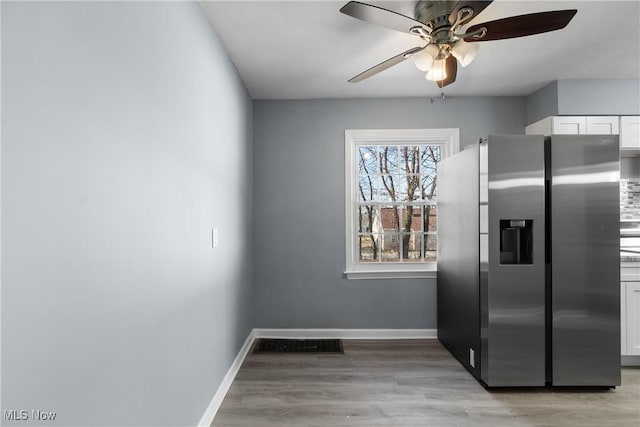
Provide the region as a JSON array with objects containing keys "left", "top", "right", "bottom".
[{"left": 344, "top": 269, "right": 437, "bottom": 280}]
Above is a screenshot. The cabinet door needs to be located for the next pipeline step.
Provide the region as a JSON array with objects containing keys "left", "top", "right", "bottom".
[
  {"left": 620, "top": 116, "right": 640, "bottom": 150},
  {"left": 552, "top": 116, "right": 586, "bottom": 134},
  {"left": 525, "top": 117, "right": 551, "bottom": 136},
  {"left": 622, "top": 282, "right": 627, "bottom": 355},
  {"left": 626, "top": 282, "right": 640, "bottom": 355},
  {"left": 586, "top": 116, "right": 619, "bottom": 135}
]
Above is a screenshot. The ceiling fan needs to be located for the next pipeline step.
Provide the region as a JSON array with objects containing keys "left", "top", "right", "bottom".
[{"left": 340, "top": 1, "right": 577, "bottom": 88}]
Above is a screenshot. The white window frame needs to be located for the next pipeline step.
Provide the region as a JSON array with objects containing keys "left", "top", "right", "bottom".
[{"left": 344, "top": 128, "right": 460, "bottom": 280}]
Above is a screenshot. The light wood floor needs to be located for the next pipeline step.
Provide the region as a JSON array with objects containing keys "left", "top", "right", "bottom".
[{"left": 212, "top": 339, "right": 640, "bottom": 426}]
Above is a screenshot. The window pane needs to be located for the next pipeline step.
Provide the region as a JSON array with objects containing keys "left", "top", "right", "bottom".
[
  {"left": 399, "top": 205, "right": 422, "bottom": 233},
  {"left": 379, "top": 206, "right": 400, "bottom": 232},
  {"left": 380, "top": 234, "right": 400, "bottom": 262},
  {"left": 358, "top": 146, "right": 378, "bottom": 175},
  {"left": 407, "top": 174, "right": 421, "bottom": 201},
  {"left": 379, "top": 146, "right": 399, "bottom": 175},
  {"left": 402, "top": 233, "right": 423, "bottom": 261},
  {"left": 425, "top": 233, "right": 437, "bottom": 262},
  {"left": 423, "top": 205, "right": 437, "bottom": 232},
  {"left": 393, "top": 175, "right": 408, "bottom": 201},
  {"left": 392, "top": 174, "right": 421, "bottom": 201},
  {"left": 379, "top": 175, "right": 397, "bottom": 201},
  {"left": 420, "top": 145, "right": 439, "bottom": 202},
  {"left": 421, "top": 145, "right": 441, "bottom": 172},
  {"left": 400, "top": 146, "right": 420, "bottom": 174},
  {"left": 358, "top": 205, "right": 379, "bottom": 233},
  {"left": 358, "top": 175, "right": 379, "bottom": 202},
  {"left": 420, "top": 174, "right": 437, "bottom": 201},
  {"left": 359, "top": 235, "right": 378, "bottom": 262}
]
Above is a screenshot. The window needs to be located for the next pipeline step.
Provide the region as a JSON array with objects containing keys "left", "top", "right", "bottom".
[{"left": 345, "top": 129, "right": 459, "bottom": 279}]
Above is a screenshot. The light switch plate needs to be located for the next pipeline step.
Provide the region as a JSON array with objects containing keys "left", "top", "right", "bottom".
[{"left": 212, "top": 228, "right": 218, "bottom": 248}]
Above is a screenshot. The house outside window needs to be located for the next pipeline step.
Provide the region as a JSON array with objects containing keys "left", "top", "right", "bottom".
[{"left": 344, "top": 129, "right": 459, "bottom": 279}]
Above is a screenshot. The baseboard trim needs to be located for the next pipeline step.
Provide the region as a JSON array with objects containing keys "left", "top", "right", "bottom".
[
  {"left": 253, "top": 328, "right": 437, "bottom": 339},
  {"left": 197, "top": 329, "right": 255, "bottom": 427},
  {"left": 622, "top": 355, "right": 640, "bottom": 366},
  {"left": 197, "top": 328, "right": 436, "bottom": 426}
]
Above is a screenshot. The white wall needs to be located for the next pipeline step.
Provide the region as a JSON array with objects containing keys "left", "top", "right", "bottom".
[{"left": 1, "top": 2, "right": 252, "bottom": 426}]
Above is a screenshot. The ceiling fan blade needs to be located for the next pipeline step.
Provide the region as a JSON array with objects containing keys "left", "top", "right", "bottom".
[
  {"left": 437, "top": 56, "right": 458, "bottom": 88},
  {"left": 449, "top": 1, "right": 493, "bottom": 25},
  {"left": 348, "top": 46, "right": 425, "bottom": 83},
  {"left": 340, "top": 1, "right": 427, "bottom": 36},
  {"left": 463, "top": 10, "right": 577, "bottom": 42}
]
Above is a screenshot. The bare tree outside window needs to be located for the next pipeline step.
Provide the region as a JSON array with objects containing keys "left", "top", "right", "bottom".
[{"left": 357, "top": 144, "right": 440, "bottom": 263}]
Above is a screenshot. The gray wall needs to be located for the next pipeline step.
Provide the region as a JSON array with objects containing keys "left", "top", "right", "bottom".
[
  {"left": 526, "top": 81, "right": 559, "bottom": 124},
  {"left": 253, "top": 97, "right": 526, "bottom": 328},
  {"left": 526, "top": 79, "right": 640, "bottom": 124},
  {"left": 557, "top": 79, "right": 640, "bottom": 115},
  {"left": 1, "top": 2, "right": 252, "bottom": 426}
]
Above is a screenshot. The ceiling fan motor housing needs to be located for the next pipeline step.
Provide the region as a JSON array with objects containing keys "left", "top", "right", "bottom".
[
  {"left": 414, "top": 1, "right": 460, "bottom": 53},
  {"left": 414, "top": 1, "right": 456, "bottom": 30}
]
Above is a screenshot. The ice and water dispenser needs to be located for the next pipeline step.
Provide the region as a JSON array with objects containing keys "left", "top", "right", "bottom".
[{"left": 499, "top": 220, "right": 533, "bottom": 264}]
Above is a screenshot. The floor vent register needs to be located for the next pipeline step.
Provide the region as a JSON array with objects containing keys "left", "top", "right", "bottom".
[{"left": 253, "top": 338, "right": 344, "bottom": 354}]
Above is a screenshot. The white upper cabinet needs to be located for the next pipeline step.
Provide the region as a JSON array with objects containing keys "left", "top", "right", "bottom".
[
  {"left": 525, "top": 117, "right": 554, "bottom": 135},
  {"left": 620, "top": 116, "right": 640, "bottom": 151},
  {"left": 622, "top": 283, "right": 627, "bottom": 354},
  {"left": 624, "top": 282, "right": 640, "bottom": 356},
  {"left": 553, "top": 116, "right": 587, "bottom": 134},
  {"left": 586, "top": 116, "right": 619, "bottom": 135},
  {"left": 526, "top": 116, "right": 620, "bottom": 136}
]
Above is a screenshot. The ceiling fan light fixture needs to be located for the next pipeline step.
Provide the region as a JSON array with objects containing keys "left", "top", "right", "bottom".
[
  {"left": 451, "top": 40, "right": 479, "bottom": 67},
  {"left": 425, "top": 58, "right": 447, "bottom": 82},
  {"left": 413, "top": 44, "right": 440, "bottom": 71},
  {"left": 340, "top": 1, "right": 578, "bottom": 86}
]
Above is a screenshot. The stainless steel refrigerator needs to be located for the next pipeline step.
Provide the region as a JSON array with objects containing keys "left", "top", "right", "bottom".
[{"left": 437, "top": 134, "right": 620, "bottom": 387}]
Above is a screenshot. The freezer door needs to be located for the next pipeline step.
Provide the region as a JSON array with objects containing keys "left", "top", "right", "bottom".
[
  {"left": 483, "top": 135, "right": 546, "bottom": 386},
  {"left": 550, "top": 135, "right": 621, "bottom": 386}
]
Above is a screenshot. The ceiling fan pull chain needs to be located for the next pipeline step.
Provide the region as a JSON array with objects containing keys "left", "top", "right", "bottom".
[{"left": 430, "top": 92, "right": 446, "bottom": 104}]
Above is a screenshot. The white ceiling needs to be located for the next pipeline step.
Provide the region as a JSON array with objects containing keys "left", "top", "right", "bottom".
[{"left": 200, "top": 1, "right": 640, "bottom": 99}]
